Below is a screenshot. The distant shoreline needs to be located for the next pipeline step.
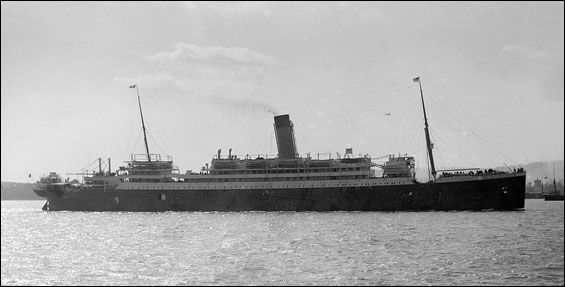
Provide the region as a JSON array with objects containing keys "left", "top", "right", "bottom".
[
  {"left": 1, "top": 199, "right": 45, "bottom": 201},
  {"left": 1, "top": 182, "right": 42, "bottom": 200}
]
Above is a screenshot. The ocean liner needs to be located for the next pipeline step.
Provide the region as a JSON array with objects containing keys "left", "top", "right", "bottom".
[{"left": 33, "top": 78, "right": 526, "bottom": 211}]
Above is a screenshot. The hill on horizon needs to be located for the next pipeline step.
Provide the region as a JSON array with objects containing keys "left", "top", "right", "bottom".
[{"left": 518, "top": 160, "right": 564, "bottom": 183}]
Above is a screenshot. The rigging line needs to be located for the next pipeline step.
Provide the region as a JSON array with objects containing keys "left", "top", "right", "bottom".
[
  {"left": 79, "top": 158, "right": 102, "bottom": 172},
  {"left": 130, "top": 129, "right": 142, "bottom": 156},
  {"left": 429, "top": 128, "right": 478, "bottom": 168},
  {"left": 95, "top": 158, "right": 109, "bottom": 172},
  {"left": 434, "top": 102, "right": 484, "bottom": 124},
  {"left": 408, "top": 145, "right": 426, "bottom": 156},
  {"left": 467, "top": 128, "right": 518, "bottom": 165},
  {"left": 147, "top": 132, "right": 168, "bottom": 156},
  {"left": 428, "top": 125, "right": 478, "bottom": 168},
  {"left": 406, "top": 122, "right": 423, "bottom": 147},
  {"left": 424, "top": 93, "right": 518, "bottom": 166}
]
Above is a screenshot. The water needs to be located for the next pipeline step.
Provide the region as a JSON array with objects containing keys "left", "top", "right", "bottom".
[{"left": 1, "top": 200, "right": 563, "bottom": 286}]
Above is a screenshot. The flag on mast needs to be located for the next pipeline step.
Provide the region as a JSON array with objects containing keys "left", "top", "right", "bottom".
[
  {"left": 129, "top": 84, "right": 136, "bottom": 88},
  {"left": 412, "top": 77, "right": 420, "bottom": 83}
]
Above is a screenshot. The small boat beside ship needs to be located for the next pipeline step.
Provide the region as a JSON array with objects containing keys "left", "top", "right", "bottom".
[
  {"left": 33, "top": 78, "right": 526, "bottom": 211},
  {"left": 544, "top": 164, "right": 564, "bottom": 201}
]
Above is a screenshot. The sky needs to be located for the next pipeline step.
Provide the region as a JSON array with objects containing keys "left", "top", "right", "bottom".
[{"left": 2, "top": 1, "right": 564, "bottom": 183}]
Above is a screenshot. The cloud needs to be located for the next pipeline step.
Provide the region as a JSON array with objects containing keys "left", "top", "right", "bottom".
[
  {"left": 114, "top": 73, "right": 280, "bottom": 115},
  {"left": 184, "top": 1, "right": 272, "bottom": 17},
  {"left": 115, "top": 74, "right": 178, "bottom": 90},
  {"left": 145, "top": 43, "right": 278, "bottom": 66},
  {"left": 116, "top": 72, "right": 252, "bottom": 94},
  {"left": 128, "top": 43, "right": 281, "bottom": 116},
  {"left": 502, "top": 45, "right": 552, "bottom": 60}
]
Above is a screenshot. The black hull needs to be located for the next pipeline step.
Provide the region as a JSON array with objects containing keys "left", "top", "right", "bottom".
[{"left": 34, "top": 175, "right": 525, "bottom": 212}]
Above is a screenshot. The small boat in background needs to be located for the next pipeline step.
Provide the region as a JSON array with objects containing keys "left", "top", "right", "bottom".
[{"left": 544, "top": 164, "right": 564, "bottom": 201}]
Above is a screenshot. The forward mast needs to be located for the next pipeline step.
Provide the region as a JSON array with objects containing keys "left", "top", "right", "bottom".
[{"left": 414, "top": 76, "right": 437, "bottom": 181}]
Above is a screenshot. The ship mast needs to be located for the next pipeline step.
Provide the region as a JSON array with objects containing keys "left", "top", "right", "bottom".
[
  {"left": 414, "top": 77, "right": 436, "bottom": 181},
  {"left": 130, "top": 84, "right": 151, "bottom": 161},
  {"left": 552, "top": 163, "right": 557, "bottom": 193}
]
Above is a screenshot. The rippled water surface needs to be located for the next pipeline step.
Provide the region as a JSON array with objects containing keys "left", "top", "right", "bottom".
[{"left": 1, "top": 200, "right": 563, "bottom": 286}]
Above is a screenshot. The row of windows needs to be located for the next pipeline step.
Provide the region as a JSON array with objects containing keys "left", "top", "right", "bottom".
[
  {"left": 121, "top": 175, "right": 371, "bottom": 183},
  {"left": 125, "top": 181, "right": 410, "bottom": 190},
  {"left": 128, "top": 171, "right": 172, "bottom": 175},
  {"left": 211, "top": 167, "right": 369, "bottom": 175},
  {"left": 181, "top": 175, "right": 369, "bottom": 182}
]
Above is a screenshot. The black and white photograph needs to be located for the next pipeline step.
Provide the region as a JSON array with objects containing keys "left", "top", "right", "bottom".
[{"left": 1, "top": 1, "right": 563, "bottom": 285}]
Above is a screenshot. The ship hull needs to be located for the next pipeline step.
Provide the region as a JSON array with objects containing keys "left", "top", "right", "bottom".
[{"left": 34, "top": 174, "right": 525, "bottom": 212}]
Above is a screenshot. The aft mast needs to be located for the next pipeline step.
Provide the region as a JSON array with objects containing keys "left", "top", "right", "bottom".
[
  {"left": 413, "top": 77, "right": 436, "bottom": 181},
  {"left": 130, "top": 84, "right": 151, "bottom": 161},
  {"left": 552, "top": 163, "right": 557, "bottom": 193}
]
